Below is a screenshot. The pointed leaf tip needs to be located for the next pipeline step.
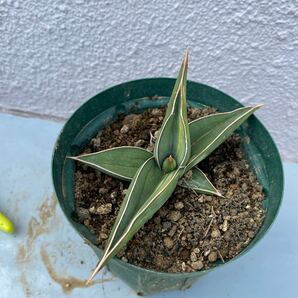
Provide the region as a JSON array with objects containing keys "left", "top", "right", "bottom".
[
  {"left": 70, "top": 146, "right": 152, "bottom": 181},
  {"left": 184, "top": 48, "right": 189, "bottom": 66},
  {"left": 88, "top": 160, "right": 183, "bottom": 281},
  {"left": 66, "top": 156, "right": 77, "bottom": 160},
  {"left": 154, "top": 51, "right": 191, "bottom": 169},
  {"left": 186, "top": 106, "right": 261, "bottom": 171},
  {"left": 254, "top": 104, "right": 264, "bottom": 109},
  {"left": 179, "top": 168, "right": 223, "bottom": 197},
  {"left": 87, "top": 157, "right": 164, "bottom": 279}
]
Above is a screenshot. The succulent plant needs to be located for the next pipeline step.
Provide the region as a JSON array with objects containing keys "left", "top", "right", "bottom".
[{"left": 70, "top": 50, "right": 261, "bottom": 283}]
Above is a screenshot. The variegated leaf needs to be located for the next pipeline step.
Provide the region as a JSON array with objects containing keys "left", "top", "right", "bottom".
[
  {"left": 87, "top": 159, "right": 183, "bottom": 283},
  {"left": 185, "top": 106, "right": 262, "bottom": 171},
  {"left": 71, "top": 146, "right": 222, "bottom": 198},
  {"left": 69, "top": 146, "right": 152, "bottom": 181},
  {"left": 179, "top": 167, "right": 223, "bottom": 197},
  {"left": 154, "top": 50, "right": 191, "bottom": 170}
]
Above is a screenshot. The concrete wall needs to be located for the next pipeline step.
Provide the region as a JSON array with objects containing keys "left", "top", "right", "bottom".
[{"left": 0, "top": 0, "right": 297, "bottom": 161}]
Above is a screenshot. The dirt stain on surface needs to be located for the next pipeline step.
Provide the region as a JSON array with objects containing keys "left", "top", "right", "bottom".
[
  {"left": 19, "top": 272, "right": 31, "bottom": 298},
  {"left": 40, "top": 246, "right": 114, "bottom": 293},
  {"left": 17, "top": 194, "right": 58, "bottom": 263}
]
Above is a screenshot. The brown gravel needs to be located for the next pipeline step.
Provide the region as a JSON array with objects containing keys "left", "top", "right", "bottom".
[{"left": 74, "top": 106, "right": 265, "bottom": 273}]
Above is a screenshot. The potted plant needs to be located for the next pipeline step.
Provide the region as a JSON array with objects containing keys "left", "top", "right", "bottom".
[{"left": 52, "top": 51, "right": 283, "bottom": 295}]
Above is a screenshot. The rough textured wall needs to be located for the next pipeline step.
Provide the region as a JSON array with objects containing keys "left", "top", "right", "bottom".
[{"left": 0, "top": 0, "right": 297, "bottom": 161}]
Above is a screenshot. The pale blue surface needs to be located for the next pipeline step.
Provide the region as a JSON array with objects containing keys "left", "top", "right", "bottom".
[{"left": 0, "top": 112, "right": 297, "bottom": 298}]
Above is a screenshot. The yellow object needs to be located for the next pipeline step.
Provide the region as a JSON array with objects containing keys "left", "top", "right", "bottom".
[{"left": 0, "top": 211, "right": 14, "bottom": 234}]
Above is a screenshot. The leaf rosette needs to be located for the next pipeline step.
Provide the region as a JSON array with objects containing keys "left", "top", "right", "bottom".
[{"left": 69, "top": 50, "right": 262, "bottom": 282}]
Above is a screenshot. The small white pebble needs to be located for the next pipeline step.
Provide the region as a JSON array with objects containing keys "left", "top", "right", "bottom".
[
  {"left": 99, "top": 232, "right": 108, "bottom": 240},
  {"left": 168, "top": 211, "right": 181, "bottom": 222},
  {"left": 190, "top": 252, "right": 197, "bottom": 262},
  {"left": 174, "top": 201, "right": 184, "bottom": 210},
  {"left": 163, "top": 237, "right": 174, "bottom": 249},
  {"left": 121, "top": 256, "right": 128, "bottom": 262},
  {"left": 191, "top": 260, "right": 203, "bottom": 270},
  {"left": 154, "top": 130, "right": 160, "bottom": 138},
  {"left": 120, "top": 125, "right": 129, "bottom": 134},
  {"left": 204, "top": 249, "right": 211, "bottom": 256},
  {"left": 208, "top": 251, "right": 218, "bottom": 262},
  {"left": 110, "top": 191, "right": 117, "bottom": 199},
  {"left": 211, "top": 229, "right": 221, "bottom": 238},
  {"left": 222, "top": 219, "right": 228, "bottom": 232},
  {"left": 198, "top": 196, "right": 204, "bottom": 203},
  {"left": 96, "top": 203, "right": 112, "bottom": 215},
  {"left": 146, "top": 144, "right": 154, "bottom": 152},
  {"left": 193, "top": 248, "right": 200, "bottom": 254},
  {"left": 134, "top": 139, "right": 144, "bottom": 146},
  {"left": 151, "top": 108, "right": 162, "bottom": 116},
  {"left": 89, "top": 206, "right": 96, "bottom": 213}
]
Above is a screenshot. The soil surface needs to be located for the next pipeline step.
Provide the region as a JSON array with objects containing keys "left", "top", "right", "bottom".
[{"left": 74, "top": 107, "right": 265, "bottom": 273}]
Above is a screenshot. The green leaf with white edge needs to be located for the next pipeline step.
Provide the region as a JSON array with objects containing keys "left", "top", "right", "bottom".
[
  {"left": 185, "top": 105, "right": 262, "bottom": 172},
  {"left": 69, "top": 146, "right": 152, "bottom": 181},
  {"left": 179, "top": 167, "right": 223, "bottom": 197},
  {"left": 154, "top": 50, "right": 191, "bottom": 170},
  {"left": 87, "top": 159, "right": 183, "bottom": 283}
]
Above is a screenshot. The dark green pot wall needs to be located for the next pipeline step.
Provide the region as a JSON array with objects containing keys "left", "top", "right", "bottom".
[{"left": 52, "top": 78, "right": 283, "bottom": 295}]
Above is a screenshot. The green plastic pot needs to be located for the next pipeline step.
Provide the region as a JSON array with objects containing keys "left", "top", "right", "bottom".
[{"left": 52, "top": 78, "right": 283, "bottom": 295}]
